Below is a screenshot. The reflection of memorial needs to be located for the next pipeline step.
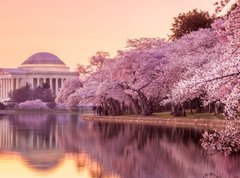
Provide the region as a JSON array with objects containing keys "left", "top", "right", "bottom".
[
  {"left": 0, "top": 114, "right": 64, "bottom": 170},
  {"left": 0, "top": 113, "right": 111, "bottom": 178}
]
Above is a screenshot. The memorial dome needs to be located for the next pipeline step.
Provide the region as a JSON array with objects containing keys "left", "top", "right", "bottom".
[
  {"left": 22, "top": 52, "right": 65, "bottom": 65},
  {"left": 19, "top": 52, "right": 70, "bottom": 72}
]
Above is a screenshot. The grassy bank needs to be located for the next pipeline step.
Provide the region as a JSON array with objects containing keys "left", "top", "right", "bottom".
[{"left": 152, "top": 111, "right": 224, "bottom": 120}]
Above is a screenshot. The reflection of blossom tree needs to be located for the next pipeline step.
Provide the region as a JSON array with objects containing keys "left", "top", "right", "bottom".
[{"left": 70, "top": 123, "right": 240, "bottom": 178}]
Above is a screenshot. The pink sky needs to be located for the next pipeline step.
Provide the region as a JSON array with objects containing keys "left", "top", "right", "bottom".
[{"left": 0, "top": 0, "right": 216, "bottom": 70}]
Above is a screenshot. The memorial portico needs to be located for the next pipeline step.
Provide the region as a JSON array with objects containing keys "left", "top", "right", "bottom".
[{"left": 0, "top": 52, "right": 78, "bottom": 102}]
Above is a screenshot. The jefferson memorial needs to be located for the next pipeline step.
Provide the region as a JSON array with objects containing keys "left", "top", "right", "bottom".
[{"left": 0, "top": 52, "right": 78, "bottom": 101}]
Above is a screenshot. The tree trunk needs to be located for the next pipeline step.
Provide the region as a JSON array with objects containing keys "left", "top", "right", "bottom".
[
  {"left": 121, "top": 102, "right": 126, "bottom": 114},
  {"left": 127, "top": 94, "right": 139, "bottom": 114},
  {"left": 214, "top": 102, "right": 219, "bottom": 115},
  {"left": 172, "top": 103, "right": 186, "bottom": 117},
  {"left": 102, "top": 100, "right": 109, "bottom": 116},
  {"left": 137, "top": 90, "right": 152, "bottom": 116},
  {"left": 171, "top": 103, "right": 175, "bottom": 115},
  {"left": 189, "top": 100, "right": 193, "bottom": 114},
  {"left": 196, "top": 98, "right": 203, "bottom": 113},
  {"left": 182, "top": 103, "right": 186, "bottom": 117}
]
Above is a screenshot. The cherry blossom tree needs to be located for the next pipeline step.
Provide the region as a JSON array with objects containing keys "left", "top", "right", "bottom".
[{"left": 55, "top": 78, "right": 82, "bottom": 104}]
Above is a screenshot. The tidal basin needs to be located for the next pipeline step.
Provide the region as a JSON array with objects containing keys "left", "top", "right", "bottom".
[{"left": 0, "top": 112, "right": 239, "bottom": 178}]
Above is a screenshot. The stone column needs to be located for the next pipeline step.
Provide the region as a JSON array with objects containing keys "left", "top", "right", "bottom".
[
  {"left": 7, "top": 79, "right": 9, "bottom": 99},
  {"left": 9, "top": 78, "right": 11, "bottom": 94},
  {"left": 6, "top": 78, "right": 8, "bottom": 98},
  {"left": 3, "top": 79, "right": 5, "bottom": 98},
  {"left": 0, "top": 79, "right": 2, "bottom": 98},
  {"left": 52, "top": 78, "right": 54, "bottom": 95},
  {"left": 8, "top": 79, "right": 11, "bottom": 95},
  {"left": 56, "top": 78, "right": 59, "bottom": 95},
  {"left": 8, "top": 78, "right": 12, "bottom": 93},
  {"left": 50, "top": 78, "right": 52, "bottom": 91},
  {"left": 7, "top": 78, "right": 10, "bottom": 98},
  {"left": 13, "top": 78, "right": 16, "bottom": 91},
  {"left": 4, "top": 79, "right": 6, "bottom": 98},
  {"left": 4, "top": 79, "right": 6, "bottom": 99},
  {"left": 2, "top": 79, "right": 4, "bottom": 98},
  {"left": 11, "top": 78, "right": 14, "bottom": 91},
  {"left": 0, "top": 79, "right": 1, "bottom": 99},
  {"left": 5, "top": 78, "right": 7, "bottom": 99},
  {"left": 2, "top": 79, "right": 4, "bottom": 99},
  {"left": 37, "top": 78, "right": 40, "bottom": 87},
  {"left": 54, "top": 78, "right": 56, "bottom": 95},
  {"left": 16, "top": 78, "right": 19, "bottom": 89}
]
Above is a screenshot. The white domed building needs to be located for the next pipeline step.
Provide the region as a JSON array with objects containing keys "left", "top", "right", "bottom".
[{"left": 0, "top": 52, "right": 78, "bottom": 101}]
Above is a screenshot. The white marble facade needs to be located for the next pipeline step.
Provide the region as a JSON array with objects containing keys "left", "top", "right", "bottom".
[{"left": 0, "top": 52, "right": 78, "bottom": 102}]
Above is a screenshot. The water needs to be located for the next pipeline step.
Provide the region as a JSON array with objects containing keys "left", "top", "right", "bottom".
[{"left": 0, "top": 112, "right": 239, "bottom": 178}]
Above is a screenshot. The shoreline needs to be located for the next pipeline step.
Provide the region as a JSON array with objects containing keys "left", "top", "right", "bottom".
[
  {"left": 82, "top": 115, "right": 228, "bottom": 130},
  {"left": 0, "top": 110, "right": 229, "bottom": 130}
]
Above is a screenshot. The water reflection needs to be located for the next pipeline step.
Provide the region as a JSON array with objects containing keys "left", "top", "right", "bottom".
[{"left": 0, "top": 113, "right": 239, "bottom": 178}]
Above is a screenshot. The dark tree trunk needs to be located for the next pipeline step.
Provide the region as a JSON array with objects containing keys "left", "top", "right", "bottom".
[
  {"left": 102, "top": 100, "right": 109, "bottom": 116},
  {"left": 214, "top": 101, "right": 222, "bottom": 115},
  {"left": 127, "top": 94, "right": 139, "bottom": 114},
  {"left": 189, "top": 100, "right": 193, "bottom": 114},
  {"left": 172, "top": 104, "right": 186, "bottom": 117},
  {"left": 182, "top": 103, "right": 186, "bottom": 117},
  {"left": 171, "top": 103, "right": 175, "bottom": 115},
  {"left": 121, "top": 102, "right": 126, "bottom": 114},
  {"left": 96, "top": 105, "right": 103, "bottom": 115},
  {"left": 208, "top": 102, "right": 215, "bottom": 113},
  {"left": 137, "top": 90, "right": 152, "bottom": 116},
  {"left": 196, "top": 97, "right": 203, "bottom": 113}
]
